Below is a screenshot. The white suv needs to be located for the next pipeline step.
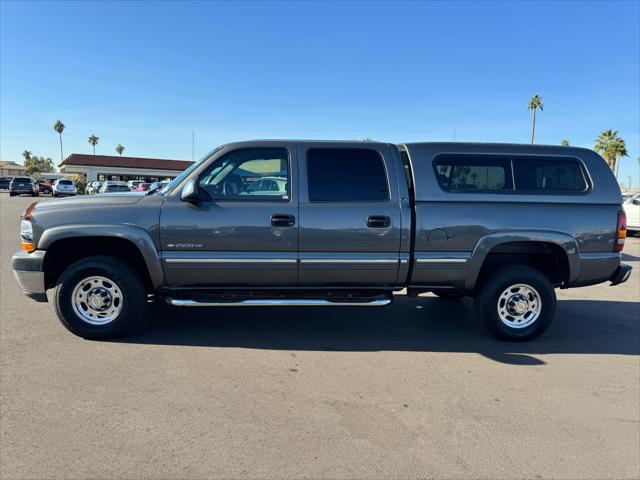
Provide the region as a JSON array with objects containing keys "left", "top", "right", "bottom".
[{"left": 52, "top": 179, "right": 77, "bottom": 197}]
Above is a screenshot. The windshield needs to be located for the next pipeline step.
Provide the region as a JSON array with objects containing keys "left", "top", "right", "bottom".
[{"left": 157, "top": 146, "right": 224, "bottom": 195}]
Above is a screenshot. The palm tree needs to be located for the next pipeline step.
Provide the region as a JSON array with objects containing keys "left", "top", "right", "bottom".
[
  {"left": 527, "top": 94, "right": 544, "bottom": 144},
  {"left": 88, "top": 135, "right": 99, "bottom": 155},
  {"left": 561, "top": 138, "right": 569, "bottom": 146},
  {"left": 594, "top": 129, "right": 628, "bottom": 176},
  {"left": 54, "top": 120, "right": 65, "bottom": 162},
  {"left": 115, "top": 144, "right": 125, "bottom": 156},
  {"left": 22, "top": 150, "right": 32, "bottom": 162}
]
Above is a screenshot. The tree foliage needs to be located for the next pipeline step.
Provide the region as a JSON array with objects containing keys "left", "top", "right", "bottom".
[
  {"left": 527, "top": 94, "right": 544, "bottom": 144},
  {"left": 72, "top": 174, "right": 87, "bottom": 195},
  {"left": 561, "top": 139, "right": 569, "bottom": 146},
  {"left": 88, "top": 135, "right": 100, "bottom": 154},
  {"left": 24, "top": 156, "right": 55, "bottom": 176},
  {"left": 115, "top": 144, "right": 125, "bottom": 156},
  {"left": 594, "top": 129, "right": 628, "bottom": 171}
]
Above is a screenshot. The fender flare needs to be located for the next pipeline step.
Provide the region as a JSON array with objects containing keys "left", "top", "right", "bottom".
[
  {"left": 464, "top": 230, "right": 580, "bottom": 291},
  {"left": 38, "top": 224, "right": 164, "bottom": 288}
]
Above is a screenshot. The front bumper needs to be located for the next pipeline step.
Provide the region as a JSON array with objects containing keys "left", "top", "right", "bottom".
[
  {"left": 11, "top": 250, "right": 47, "bottom": 302},
  {"left": 609, "top": 263, "right": 632, "bottom": 286}
]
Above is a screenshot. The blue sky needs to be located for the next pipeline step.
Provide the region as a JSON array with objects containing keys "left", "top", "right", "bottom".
[{"left": 1, "top": 0, "right": 639, "bottom": 187}]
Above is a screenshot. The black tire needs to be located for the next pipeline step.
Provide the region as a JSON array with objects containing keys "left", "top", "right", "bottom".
[
  {"left": 53, "top": 255, "right": 146, "bottom": 340},
  {"left": 53, "top": 193, "right": 58, "bottom": 197},
  {"left": 9, "top": 192, "right": 15, "bottom": 197},
  {"left": 474, "top": 265, "right": 556, "bottom": 341},
  {"left": 432, "top": 289, "right": 465, "bottom": 299}
]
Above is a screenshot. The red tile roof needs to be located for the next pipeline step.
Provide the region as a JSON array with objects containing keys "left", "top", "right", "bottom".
[{"left": 59, "top": 154, "right": 193, "bottom": 171}]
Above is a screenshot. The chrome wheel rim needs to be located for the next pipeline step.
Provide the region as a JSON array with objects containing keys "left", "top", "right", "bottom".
[
  {"left": 497, "top": 283, "right": 541, "bottom": 329},
  {"left": 71, "top": 276, "right": 123, "bottom": 325}
]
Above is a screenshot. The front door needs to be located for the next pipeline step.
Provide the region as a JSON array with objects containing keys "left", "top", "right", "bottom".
[
  {"left": 160, "top": 146, "right": 298, "bottom": 287},
  {"left": 297, "top": 144, "right": 403, "bottom": 286}
]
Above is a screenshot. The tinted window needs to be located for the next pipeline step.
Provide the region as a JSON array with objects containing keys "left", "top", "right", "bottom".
[
  {"left": 307, "top": 148, "right": 388, "bottom": 202},
  {"left": 199, "top": 148, "right": 289, "bottom": 201},
  {"left": 13, "top": 177, "right": 30, "bottom": 182},
  {"left": 513, "top": 157, "right": 587, "bottom": 193},
  {"left": 433, "top": 156, "right": 512, "bottom": 192},
  {"left": 58, "top": 180, "right": 72, "bottom": 185}
]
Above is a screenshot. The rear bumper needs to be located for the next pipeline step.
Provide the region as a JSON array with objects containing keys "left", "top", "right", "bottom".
[
  {"left": 609, "top": 263, "right": 632, "bottom": 286},
  {"left": 11, "top": 250, "right": 47, "bottom": 302}
]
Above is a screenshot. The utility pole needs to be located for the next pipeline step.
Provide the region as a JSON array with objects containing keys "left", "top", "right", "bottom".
[
  {"left": 628, "top": 176, "right": 632, "bottom": 190},
  {"left": 192, "top": 130, "right": 195, "bottom": 162}
]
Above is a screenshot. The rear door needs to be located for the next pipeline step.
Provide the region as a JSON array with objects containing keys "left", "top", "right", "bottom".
[{"left": 297, "top": 143, "right": 404, "bottom": 285}]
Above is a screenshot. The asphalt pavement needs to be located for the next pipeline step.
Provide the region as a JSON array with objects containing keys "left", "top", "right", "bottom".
[{"left": 1, "top": 193, "right": 639, "bottom": 479}]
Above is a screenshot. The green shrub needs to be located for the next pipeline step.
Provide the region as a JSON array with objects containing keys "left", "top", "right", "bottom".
[{"left": 72, "top": 175, "right": 87, "bottom": 195}]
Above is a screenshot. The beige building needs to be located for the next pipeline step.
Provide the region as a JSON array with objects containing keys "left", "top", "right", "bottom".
[
  {"left": 0, "top": 161, "right": 26, "bottom": 177},
  {"left": 59, "top": 154, "right": 193, "bottom": 182}
]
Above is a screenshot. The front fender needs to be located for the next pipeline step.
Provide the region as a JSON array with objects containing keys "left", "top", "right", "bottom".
[
  {"left": 465, "top": 230, "right": 580, "bottom": 291},
  {"left": 38, "top": 224, "right": 164, "bottom": 288}
]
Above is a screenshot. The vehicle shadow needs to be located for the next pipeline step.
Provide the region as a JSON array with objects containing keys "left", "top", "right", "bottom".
[
  {"left": 622, "top": 252, "right": 640, "bottom": 261},
  {"left": 118, "top": 297, "right": 640, "bottom": 365}
]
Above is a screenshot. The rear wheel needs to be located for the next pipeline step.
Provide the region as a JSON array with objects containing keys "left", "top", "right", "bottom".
[
  {"left": 474, "top": 265, "right": 556, "bottom": 341},
  {"left": 53, "top": 256, "right": 146, "bottom": 339}
]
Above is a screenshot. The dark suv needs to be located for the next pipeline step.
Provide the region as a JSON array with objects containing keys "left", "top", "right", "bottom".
[
  {"left": 0, "top": 177, "right": 12, "bottom": 190},
  {"left": 9, "top": 176, "right": 38, "bottom": 197}
]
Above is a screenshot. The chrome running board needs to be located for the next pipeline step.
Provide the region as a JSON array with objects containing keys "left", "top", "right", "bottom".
[{"left": 166, "top": 297, "right": 391, "bottom": 307}]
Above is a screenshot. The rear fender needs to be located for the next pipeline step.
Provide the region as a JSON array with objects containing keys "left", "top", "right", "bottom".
[{"left": 465, "top": 230, "right": 580, "bottom": 291}]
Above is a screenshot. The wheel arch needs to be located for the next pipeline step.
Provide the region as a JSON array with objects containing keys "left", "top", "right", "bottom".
[
  {"left": 39, "top": 225, "right": 164, "bottom": 289},
  {"left": 465, "top": 230, "right": 580, "bottom": 291}
]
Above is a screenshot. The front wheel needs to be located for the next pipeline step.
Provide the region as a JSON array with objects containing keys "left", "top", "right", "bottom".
[
  {"left": 53, "top": 255, "right": 146, "bottom": 339},
  {"left": 474, "top": 265, "right": 556, "bottom": 341}
]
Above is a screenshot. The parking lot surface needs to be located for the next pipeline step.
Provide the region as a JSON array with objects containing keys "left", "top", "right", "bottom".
[{"left": 1, "top": 193, "right": 639, "bottom": 479}]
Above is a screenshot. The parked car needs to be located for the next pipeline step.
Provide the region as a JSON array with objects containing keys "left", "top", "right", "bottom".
[
  {"left": 37, "top": 182, "right": 53, "bottom": 195},
  {"left": 146, "top": 181, "right": 169, "bottom": 193},
  {"left": 127, "top": 180, "right": 145, "bottom": 191},
  {"left": 9, "top": 176, "right": 38, "bottom": 196},
  {"left": 12, "top": 140, "right": 632, "bottom": 341},
  {"left": 85, "top": 181, "right": 103, "bottom": 195},
  {"left": 99, "top": 181, "right": 131, "bottom": 193},
  {"left": 133, "top": 182, "right": 150, "bottom": 192},
  {"left": 0, "top": 176, "right": 12, "bottom": 190},
  {"left": 623, "top": 192, "right": 640, "bottom": 233},
  {"left": 244, "top": 176, "right": 287, "bottom": 195},
  {"left": 52, "top": 179, "right": 77, "bottom": 197}
]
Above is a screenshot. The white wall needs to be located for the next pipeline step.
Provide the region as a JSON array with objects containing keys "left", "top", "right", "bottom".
[{"left": 60, "top": 165, "right": 184, "bottom": 181}]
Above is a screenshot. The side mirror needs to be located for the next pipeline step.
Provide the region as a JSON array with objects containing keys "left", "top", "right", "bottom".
[
  {"left": 633, "top": 198, "right": 640, "bottom": 206},
  {"left": 181, "top": 178, "right": 200, "bottom": 202}
]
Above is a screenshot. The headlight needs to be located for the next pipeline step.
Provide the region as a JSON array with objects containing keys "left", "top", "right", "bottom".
[
  {"left": 20, "top": 220, "right": 36, "bottom": 252},
  {"left": 20, "top": 220, "right": 33, "bottom": 242}
]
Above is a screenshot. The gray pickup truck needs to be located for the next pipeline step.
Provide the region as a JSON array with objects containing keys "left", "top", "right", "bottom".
[{"left": 12, "top": 140, "right": 632, "bottom": 341}]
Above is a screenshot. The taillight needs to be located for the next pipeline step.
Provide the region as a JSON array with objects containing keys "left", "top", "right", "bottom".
[{"left": 614, "top": 209, "right": 626, "bottom": 252}]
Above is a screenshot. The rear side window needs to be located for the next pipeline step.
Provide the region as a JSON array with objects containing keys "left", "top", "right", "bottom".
[
  {"left": 513, "top": 157, "right": 587, "bottom": 193},
  {"left": 433, "top": 154, "right": 589, "bottom": 194},
  {"left": 433, "top": 156, "right": 512, "bottom": 192},
  {"left": 307, "top": 148, "right": 389, "bottom": 202}
]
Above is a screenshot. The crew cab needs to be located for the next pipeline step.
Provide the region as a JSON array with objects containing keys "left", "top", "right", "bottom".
[{"left": 11, "top": 140, "right": 632, "bottom": 341}]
